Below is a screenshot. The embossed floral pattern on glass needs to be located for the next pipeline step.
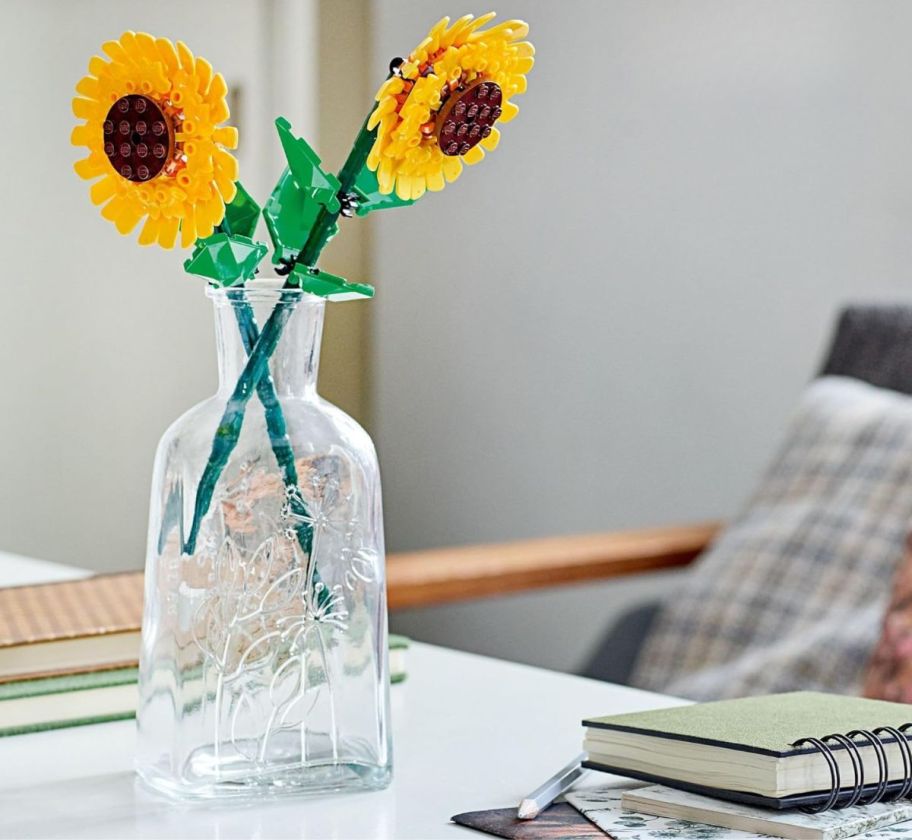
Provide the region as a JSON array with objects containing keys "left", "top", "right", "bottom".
[{"left": 136, "top": 288, "right": 390, "bottom": 800}]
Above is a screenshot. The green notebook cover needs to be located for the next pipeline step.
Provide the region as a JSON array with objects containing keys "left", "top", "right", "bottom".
[
  {"left": 584, "top": 691, "right": 912, "bottom": 757},
  {"left": 0, "top": 667, "right": 138, "bottom": 738},
  {"left": 584, "top": 692, "right": 912, "bottom": 810},
  {"left": 0, "top": 667, "right": 138, "bottom": 702},
  {"left": 389, "top": 634, "right": 409, "bottom": 650}
]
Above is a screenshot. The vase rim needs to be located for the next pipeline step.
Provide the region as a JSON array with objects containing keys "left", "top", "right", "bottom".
[{"left": 205, "top": 283, "right": 325, "bottom": 305}]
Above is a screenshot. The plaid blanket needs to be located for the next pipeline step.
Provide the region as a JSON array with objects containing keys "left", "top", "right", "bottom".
[{"left": 631, "top": 377, "right": 912, "bottom": 700}]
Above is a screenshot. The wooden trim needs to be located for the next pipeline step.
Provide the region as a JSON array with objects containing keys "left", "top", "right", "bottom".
[{"left": 386, "top": 522, "right": 720, "bottom": 610}]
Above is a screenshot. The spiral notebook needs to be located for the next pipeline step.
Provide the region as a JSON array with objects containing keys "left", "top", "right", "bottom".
[{"left": 583, "top": 692, "right": 912, "bottom": 811}]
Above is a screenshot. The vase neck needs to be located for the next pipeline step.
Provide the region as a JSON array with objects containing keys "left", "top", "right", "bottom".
[{"left": 211, "top": 289, "right": 324, "bottom": 398}]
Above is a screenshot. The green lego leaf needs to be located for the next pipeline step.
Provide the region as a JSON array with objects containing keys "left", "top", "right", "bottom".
[
  {"left": 289, "top": 264, "right": 374, "bottom": 301},
  {"left": 218, "top": 181, "right": 260, "bottom": 239},
  {"left": 275, "top": 117, "right": 341, "bottom": 214},
  {"left": 264, "top": 117, "right": 345, "bottom": 266},
  {"left": 184, "top": 232, "right": 268, "bottom": 286},
  {"left": 264, "top": 168, "right": 338, "bottom": 266},
  {"left": 351, "top": 164, "right": 417, "bottom": 216}
]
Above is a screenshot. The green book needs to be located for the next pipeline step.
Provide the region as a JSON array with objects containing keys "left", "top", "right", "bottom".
[
  {"left": 389, "top": 633, "right": 408, "bottom": 684},
  {"left": 1, "top": 636, "right": 410, "bottom": 738},
  {"left": 0, "top": 667, "right": 137, "bottom": 737},
  {"left": 583, "top": 691, "right": 912, "bottom": 810}
]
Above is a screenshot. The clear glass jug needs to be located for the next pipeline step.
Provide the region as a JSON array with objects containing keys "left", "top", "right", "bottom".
[{"left": 136, "top": 286, "right": 391, "bottom": 800}]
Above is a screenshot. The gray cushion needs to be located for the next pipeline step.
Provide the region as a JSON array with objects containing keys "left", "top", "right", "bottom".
[
  {"left": 630, "top": 376, "right": 912, "bottom": 700},
  {"left": 580, "top": 603, "right": 660, "bottom": 685},
  {"left": 821, "top": 306, "right": 912, "bottom": 396}
]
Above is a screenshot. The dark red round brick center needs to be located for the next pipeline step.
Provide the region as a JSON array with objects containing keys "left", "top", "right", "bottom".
[
  {"left": 103, "top": 94, "right": 172, "bottom": 182},
  {"left": 436, "top": 80, "right": 503, "bottom": 157}
]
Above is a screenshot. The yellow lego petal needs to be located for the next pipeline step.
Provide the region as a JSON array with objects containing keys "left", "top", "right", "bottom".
[
  {"left": 114, "top": 203, "right": 143, "bottom": 235},
  {"left": 75, "top": 77, "right": 100, "bottom": 99},
  {"left": 90, "top": 175, "right": 118, "bottom": 205},
  {"left": 119, "top": 31, "right": 142, "bottom": 62},
  {"left": 376, "top": 77, "right": 404, "bottom": 101},
  {"left": 378, "top": 158, "right": 395, "bottom": 194},
  {"left": 87, "top": 55, "right": 108, "bottom": 78},
  {"left": 158, "top": 216, "right": 179, "bottom": 248},
  {"left": 499, "top": 100, "right": 519, "bottom": 123},
  {"left": 443, "top": 15, "right": 475, "bottom": 48},
  {"left": 155, "top": 38, "right": 179, "bottom": 73},
  {"left": 369, "top": 97, "right": 397, "bottom": 129},
  {"left": 100, "top": 194, "right": 128, "bottom": 223},
  {"left": 513, "top": 56, "right": 534, "bottom": 74},
  {"left": 195, "top": 205, "right": 215, "bottom": 240},
  {"left": 102, "top": 39, "right": 131, "bottom": 66},
  {"left": 195, "top": 57, "right": 213, "bottom": 94},
  {"left": 466, "top": 12, "right": 497, "bottom": 34},
  {"left": 176, "top": 41, "right": 195, "bottom": 73},
  {"left": 72, "top": 97, "right": 99, "bottom": 120},
  {"left": 138, "top": 215, "right": 160, "bottom": 246},
  {"left": 395, "top": 175, "right": 412, "bottom": 201},
  {"left": 134, "top": 32, "right": 159, "bottom": 63},
  {"left": 207, "top": 73, "right": 228, "bottom": 104},
  {"left": 213, "top": 126, "right": 238, "bottom": 149},
  {"left": 214, "top": 169, "right": 236, "bottom": 204},
  {"left": 426, "top": 168, "right": 446, "bottom": 192},
  {"left": 462, "top": 145, "right": 485, "bottom": 165},
  {"left": 480, "top": 126, "right": 500, "bottom": 152},
  {"left": 74, "top": 154, "right": 107, "bottom": 179},
  {"left": 428, "top": 23, "right": 447, "bottom": 51},
  {"left": 180, "top": 205, "right": 197, "bottom": 249},
  {"left": 442, "top": 156, "right": 462, "bottom": 182},
  {"left": 476, "top": 20, "right": 529, "bottom": 41},
  {"left": 210, "top": 100, "right": 229, "bottom": 124},
  {"left": 70, "top": 124, "right": 95, "bottom": 147},
  {"left": 515, "top": 41, "right": 535, "bottom": 58},
  {"left": 213, "top": 148, "right": 239, "bottom": 183}
]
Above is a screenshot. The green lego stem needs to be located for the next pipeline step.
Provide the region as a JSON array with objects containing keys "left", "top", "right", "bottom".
[
  {"left": 232, "top": 298, "right": 314, "bottom": 558},
  {"left": 296, "top": 115, "right": 377, "bottom": 267},
  {"left": 182, "top": 297, "right": 295, "bottom": 556},
  {"left": 182, "top": 120, "right": 378, "bottom": 557}
]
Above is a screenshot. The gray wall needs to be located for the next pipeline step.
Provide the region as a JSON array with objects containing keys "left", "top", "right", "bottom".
[{"left": 374, "top": 1, "right": 912, "bottom": 670}]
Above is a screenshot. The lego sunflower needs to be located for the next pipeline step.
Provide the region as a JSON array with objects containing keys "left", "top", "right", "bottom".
[
  {"left": 71, "top": 32, "right": 239, "bottom": 248},
  {"left": 366, "top": 13, "right": 533, "bottom": 201}
]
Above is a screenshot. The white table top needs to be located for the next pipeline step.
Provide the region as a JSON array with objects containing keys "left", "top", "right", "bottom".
[{"left": 0, "top": 557, "right": 681, "bottom": 840}]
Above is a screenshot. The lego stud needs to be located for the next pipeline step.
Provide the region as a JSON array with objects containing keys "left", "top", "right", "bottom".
[
  {"left": 102, "top": 94, "right": 173, "bottom": 182},
  {"left": 434, "top": 80, "right": 503, "bottom": 156}
]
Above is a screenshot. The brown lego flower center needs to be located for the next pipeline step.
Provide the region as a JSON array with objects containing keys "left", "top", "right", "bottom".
[
  {"left": 102, "top": 94, "right": 173, "bottom": 182},
  {"left": 435, "top": 80, "right": 503, "bottom": 157}
]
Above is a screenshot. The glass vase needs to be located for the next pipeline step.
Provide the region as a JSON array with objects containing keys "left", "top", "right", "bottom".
[{"left": 136, "top": 286, "right": 391, "bottom": 800}]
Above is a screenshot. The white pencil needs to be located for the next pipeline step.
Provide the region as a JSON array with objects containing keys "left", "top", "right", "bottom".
[{"left": 517, "top": 753, "right": 588, "bottom": 820}]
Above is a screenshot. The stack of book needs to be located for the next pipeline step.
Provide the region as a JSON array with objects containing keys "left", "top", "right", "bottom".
[
  {"left": 0, "top": 572, "right": 142, "bottom": 736},
  {"left": 0, "top": 572, "right": 408, "bottom": 737},
  {"left": 576, "top": 692, "right": 912, "bottom": 839}
]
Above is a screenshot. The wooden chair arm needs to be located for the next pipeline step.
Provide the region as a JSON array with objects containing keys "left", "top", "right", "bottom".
[{"left": 386, "top": 521, "right": 720, "bottom": 610}]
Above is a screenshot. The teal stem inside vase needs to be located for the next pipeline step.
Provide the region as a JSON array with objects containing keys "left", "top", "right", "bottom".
[{"left": 230, "top": 296, "right": 314, "bottom": 559}]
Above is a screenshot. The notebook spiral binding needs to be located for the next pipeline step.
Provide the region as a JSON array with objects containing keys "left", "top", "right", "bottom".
[{"left": 792, "top": 723, "right": 912, "bottom": 812}]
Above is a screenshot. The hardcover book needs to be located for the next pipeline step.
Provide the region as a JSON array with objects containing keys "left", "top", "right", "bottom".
[
  {"left": 0, "top": 667, "right": 137, "bottom": 737},
  {"left": 583, "top": 692, "right": 912, "bottom": 810},
  {"left": 620, "top": 784, "right": 912, "bottom": 840},
  {"left": 567, "top": 783, "right": 912, "bottom": 840},
  {"left": 0, "top": 572, "right": 143, "bottom": 682}
]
